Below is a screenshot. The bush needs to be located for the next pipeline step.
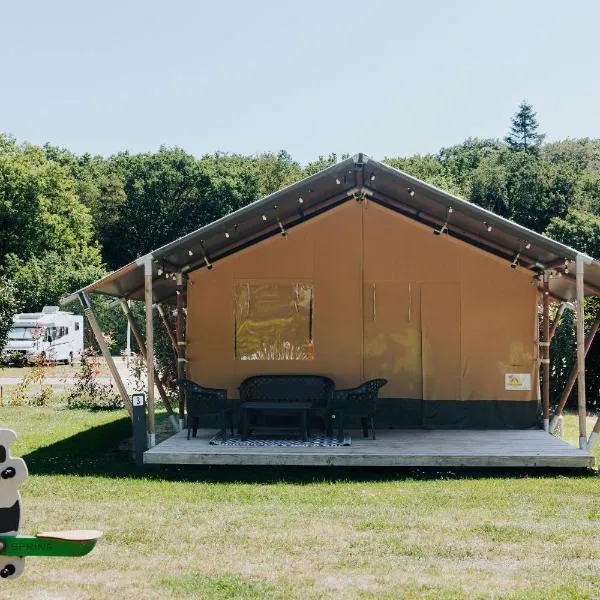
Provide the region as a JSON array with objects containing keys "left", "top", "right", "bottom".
[{"left": 67, "top": 346, "right": 122, "bottom": 410}]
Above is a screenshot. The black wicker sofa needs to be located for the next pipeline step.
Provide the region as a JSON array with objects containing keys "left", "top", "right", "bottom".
[{"left": 238, "top": 375, "right": 335, "bottom": 440}]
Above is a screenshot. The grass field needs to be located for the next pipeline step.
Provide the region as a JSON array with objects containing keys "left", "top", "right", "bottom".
[{"left": 1, "top": 405, "right": 599, "bottom": 599}]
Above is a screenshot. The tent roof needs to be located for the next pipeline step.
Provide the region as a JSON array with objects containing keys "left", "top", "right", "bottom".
[{"left": 63, "top": 153, "right": 600, "bottom": 304}]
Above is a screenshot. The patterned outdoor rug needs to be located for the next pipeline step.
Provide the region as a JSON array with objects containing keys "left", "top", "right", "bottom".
[{"left": 209, "top": 432, "right": 351, "bottom": 447}]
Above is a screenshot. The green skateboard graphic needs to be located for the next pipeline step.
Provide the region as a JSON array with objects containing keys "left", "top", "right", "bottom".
[{"left": 0, "top": 429, "right": 102, "bottom": 579}]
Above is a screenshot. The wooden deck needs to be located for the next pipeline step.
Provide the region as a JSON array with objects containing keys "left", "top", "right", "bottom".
[{"left": 144, "top": 429, "right": 594, "bottom": 468}]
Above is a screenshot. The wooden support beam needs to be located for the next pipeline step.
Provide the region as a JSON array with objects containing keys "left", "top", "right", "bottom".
[
  {"left": 588, "top": 414, "right": 600, "bottom": 451},
  {"left": 549, "top": 302, "right": 566, "bottom": 341},
  {"left": 542, "top": 274, "right": 550, "bottom": 432},
  {"left": 176, "top": 272, "right": 187, "bottom": 431},
  {"left": 78, "top": 292, "right": 132, "bottom": 418},
  {"left": 575, "top": 255, "right": 587, "bottom": 449},
  {"left": 119, "top": 300, "right": 179, "bottom": 433},
  {"left": 550, "top": 311, "right": 600, "bottom": 430},
  {"left": 144, "top": 256, "right": 156, "bottom": 447},
  {"left": 156, "top": 304, "right": 178, "bottom": 354}
]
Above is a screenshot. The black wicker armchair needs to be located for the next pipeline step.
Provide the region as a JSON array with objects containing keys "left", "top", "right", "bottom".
[
  {"left": 176, "top": 379, "right": 234, "bottom": 440},
  {"left": 329, "top": 379, "right": 388, "bottom": 442}
]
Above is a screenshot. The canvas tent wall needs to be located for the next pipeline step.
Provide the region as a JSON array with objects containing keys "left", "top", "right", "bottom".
[{"left": 188, "top": 199, "right": 538, "bottom": 429}]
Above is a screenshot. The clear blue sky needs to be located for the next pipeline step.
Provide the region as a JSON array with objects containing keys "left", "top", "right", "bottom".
[{"left": 1, "top": 1, "right": 599, "bottom": 164}]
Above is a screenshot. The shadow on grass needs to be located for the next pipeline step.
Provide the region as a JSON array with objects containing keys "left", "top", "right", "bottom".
[{"left": 22, "top": 414, "right": 598, "bottom": 483}]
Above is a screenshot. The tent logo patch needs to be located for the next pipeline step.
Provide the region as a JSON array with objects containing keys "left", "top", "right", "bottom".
[{"left": 505, "top": 373, "right": 531, "bottom": 391}]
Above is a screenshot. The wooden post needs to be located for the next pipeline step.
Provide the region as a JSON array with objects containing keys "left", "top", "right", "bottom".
[
  {"left": 176, "top": 272, "right": 187, "bottom": 432},
  {"left": 542, "top": 273, "right": 550, "bottom": 432},
  {"left": 550, "top": 312, "right": 600, "bottom": 431},
  {"left": 144, "top": 256, "right": 156, "bottom": 448},
  {"left": 119, "top": 299, "right": 179, "bottom": 433},
  {"left": 549, "top": 302, "right": 566, "bottom": 341},
  {"left": 575, "top": 254, "right": 587, "bottom": 450},
  {"left": 156, "top": 304, "right": 178, "bottom": 354},
  {"left": 78, "top": 292, "right": 132, "bottom": 418}
]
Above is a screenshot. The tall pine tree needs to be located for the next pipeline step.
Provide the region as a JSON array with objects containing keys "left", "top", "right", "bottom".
[{"left": 505, "top": 101, "right": 545, "bottom": 153}]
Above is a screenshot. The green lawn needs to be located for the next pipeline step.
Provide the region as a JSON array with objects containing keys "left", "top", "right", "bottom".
[{"left": 1, "top": 405, "right": 599, "bottom": 599}]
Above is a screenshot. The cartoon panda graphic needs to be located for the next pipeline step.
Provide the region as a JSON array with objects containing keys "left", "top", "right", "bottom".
[{"left": 0, "top": 429, "right": 28, "bottom": 579}]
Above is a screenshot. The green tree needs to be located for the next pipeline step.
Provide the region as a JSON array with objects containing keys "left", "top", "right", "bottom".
[
  {"left": 43, "top": 145, "right": 128, "bottom": 266},
  {"left": 468, "top": 156, "right": 510, "bottom": 216},
  {"left": 573, "top": 171, "right": 600, "bottom": 215},
  {"left": 101, "top": 149, "right": 216, "bottom": 268},
  {"left": 0, "top": 277, "right": 21, "bottom": 351},
  {"left": 0, "top": 138, "right": 105, "bottom": 311},
  {"left": 543, "top": 138, "right": 600, "bottom": 174},
  {"left": 438, "top": 138, "right": 503, "bottom": 191},
  {"left": 0, "top": 144, "right": 91, "bottom": 261},
  {"left": 545, "top": 209, "right": 600, "bottom": 259},
  {"left": 5, "top": 246, "right": 105, "bottom": 311},
  {"left": 384, "top": 154, "right": 463, "bottom": 196},
  {"left": 505, "top": 101, "right": 545, "bottom": 153},
  {"left": 303, "top": 153, "right": 348, "bottom": 177},
  {"left": 254, "top": 150, "right": 302, "bottom": 196},
  {"left": 503, "top": 152, "right": 572, "bottom": 232}
]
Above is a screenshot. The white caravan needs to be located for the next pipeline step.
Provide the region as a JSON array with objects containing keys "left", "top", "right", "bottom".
[{"left": 2, "top": 306, "right": 84, "bottom": 365}]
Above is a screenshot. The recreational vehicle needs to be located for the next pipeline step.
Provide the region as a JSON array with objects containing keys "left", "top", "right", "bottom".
[{"left": 2, "top": 306, "right": 83, "bottom": 365}]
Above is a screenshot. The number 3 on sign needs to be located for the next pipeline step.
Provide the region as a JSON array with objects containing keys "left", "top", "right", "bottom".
[{"left": 132, "top": 394, "right": 145, "bottom": 407}]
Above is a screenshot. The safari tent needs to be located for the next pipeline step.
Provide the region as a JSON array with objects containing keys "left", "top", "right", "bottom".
[{"left": 64, "top": 154, "right": 600, "bottom": 467}]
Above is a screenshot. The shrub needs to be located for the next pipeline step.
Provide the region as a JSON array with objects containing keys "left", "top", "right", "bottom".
[{"left": 67, "top": 346, "right": 122, "bottom": 410}]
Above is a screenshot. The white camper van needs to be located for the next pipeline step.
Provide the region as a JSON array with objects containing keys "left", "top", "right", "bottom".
[{"left": 2, "top": 306, "right": 84, "bottom": 365}]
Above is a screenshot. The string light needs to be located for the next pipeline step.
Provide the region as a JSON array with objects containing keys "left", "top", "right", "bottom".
[
  {"left": 434, "top": 207, "right": 453, "bottom": 236},
  {"left": 511, "top": 251, "right": 521, "bottom": 269},
  {"left": 277, "top": 217, "right": 287, "bottom": 237}
]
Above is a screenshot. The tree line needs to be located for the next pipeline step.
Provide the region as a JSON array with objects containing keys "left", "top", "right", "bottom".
[{"left": 0, "top": 102, "right": 598, "bottom": 408}]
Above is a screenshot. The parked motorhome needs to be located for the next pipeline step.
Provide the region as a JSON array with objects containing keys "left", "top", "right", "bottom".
[{"left": 2, "top": 306, "right": 83, "bottom": 365}]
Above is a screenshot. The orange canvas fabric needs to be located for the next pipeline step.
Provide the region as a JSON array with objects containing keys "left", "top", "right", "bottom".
[{"left": 187, "top": 199, "right": 537, "bottom": 402}]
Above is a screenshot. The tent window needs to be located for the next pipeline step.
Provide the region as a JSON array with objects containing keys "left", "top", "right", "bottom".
[{"left": 234, "top": 282, "right": 314, "bottom": 360}]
